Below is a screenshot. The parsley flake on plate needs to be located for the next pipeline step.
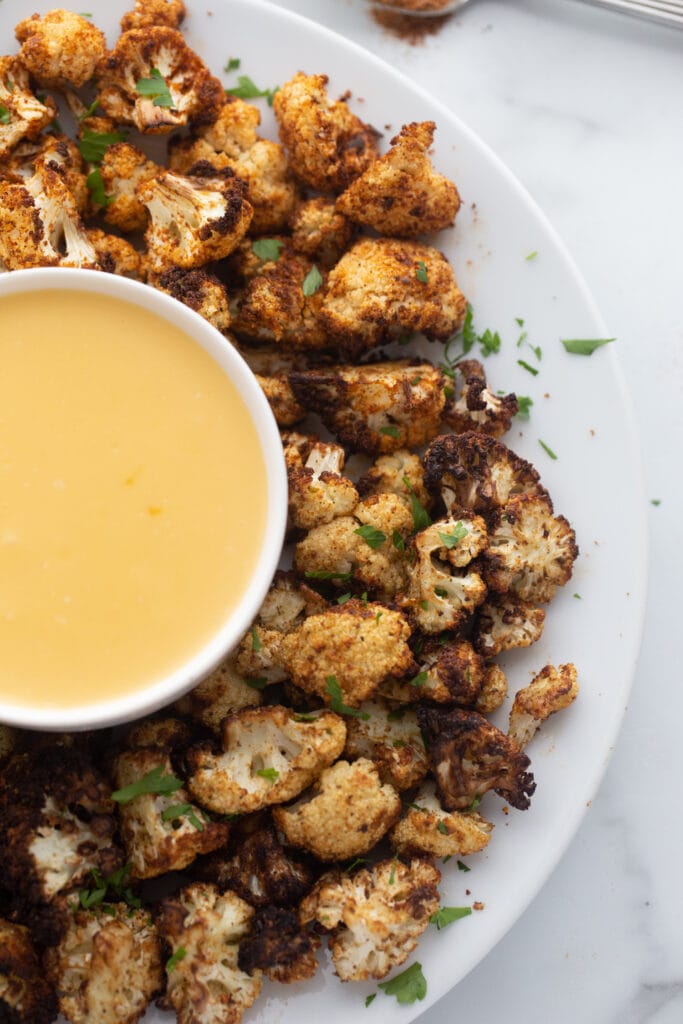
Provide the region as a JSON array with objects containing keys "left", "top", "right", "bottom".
[
  {"left": 378, "top": 962, "right": 427, "bottom": 1005},
  {"left": 430, "top": 905, "right": 472, "bottom": 929},
  {"left": 561, "top": 337, "right": 616, "bottom": 355}
]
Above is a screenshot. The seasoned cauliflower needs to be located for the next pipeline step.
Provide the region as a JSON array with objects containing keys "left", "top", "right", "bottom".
[
  {"left": 255, "top": 373, "right": 306, "bottom": 426},
  {"left": 186, "top": 705, "right": 346, "bottom": 814},
  {"left": 508, "top": 663, "right": 579, "bottom": 748},
  {"left": 96, "top": 27, "right": 224, "bottom": 133},
  {"left": 0, "top": 919, "right": 57, "bottom": 1024},
  {"left": 87, "top": 228, "right": 142, "bottom": 278},
  {"left": 475, "top": 664, "right": 509, "bottom": 714},
  {"left": 237, "top": 905, "right": 319, "bottom": 983},
  {"left": 252, "top": 570, "right": 329, "bottom": 632},
  {"left": 124, "top": 716, "right": 194, "bottom": 752},
  {"left": 484, "top": 494, "right": 578, "bottom": 603},
  {"left": 390, "top": 780, "right": 493, "bottom": 858},
  {"left": 93, "top": 142, "right": 159, "bottom": 232},
  {"left": 382, "top": 638, "right": 491, "bottom": 707},
  {"left": 273, "top": 72, "right": 379, "bottom": 192},
  {"left": 300, "top": 858, "right": 440, "bottom": 981},
  {"left": 473, "top": 594, "right": 546, "bottom": 657},
  {"left": 157, "top": 883, "right": 260, "bottom": 1024},
  {"left": 343, "top": 700, "right": 428, "bottom": 790},
  {"left": 443, "top": 358, "right": 518, "bottom": 438},
  {"left": 283, "top": 431, "right": 359, "bottom": 531},
  {"left": 34, "top": 133, "right": 88, "bottom": 213},
  {"left": 289, "top": 360, "right": 446, "bottom": 454},
  {"left": 319, "top": 237, "right": 467, "bottom": 357},
  {"left": 273, "top": 758, "right": 401, "bottom": 861},
  {"left": 148, "top": 266, "right": 231, "bottom": 331},
  {"left": 281, "top": 600, "right": 415, "bottom": 705},
  {"left": 0, "top": 56, "right": 56, "bottom": 158},
  {"left": 112, "top": 747, "right": 229, "bottom": 880},
  {"left": 418, "top": 706, "right": 536, "bottom": 811},
  {"left": 45, "top": 906, "right": 162, "bottom": 1024},
  {"left": 337, "top": 121, "right": 460, "bottom": 237},
  {"left": 174, "top": 656, "right": 263, "bottom": 733},
  {"left": 120, "top": 0, "right": 187, "bottom": 31},
  {"left": 357, "top": 449, "right": 431, "bottom": 511},
  {"left": 15, "top": 10, "right": 106, "bottom": 89},
  {"left": 289, "top": 196, "right": 353, "bottom": 267}
]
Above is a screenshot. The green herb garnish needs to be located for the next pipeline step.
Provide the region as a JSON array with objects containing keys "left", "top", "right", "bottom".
[
  {"left": 246, "top": 677, "right": 269, "bottom": 690},
  {"left": 438, "top": 523, "right": 468, "bottom": 548},
  {"left": 391, "top": 530, "right": 405, "bottom": 552},
  {"left": 515, "top": 395, "right": 533, "bottom": 420},
  {"left": 402, "top": 476, "right": 431, "bottom": 531},
  {"left": 457, "top": 859, "right": 471, "bottom": 872},
  {"left": 517, "top": 359, "right": 539, "bottom": 376},
  {"left": 525, "top": 250, "right": 538, "bottom": 261},
  {"left": 166, "top": 947, "right": 187, "bottom": 973},
  {"left": 251, "top": 627, "right": 262, "bottom": 651},
  {"left": 415, "top": 261, "right": 429, "bottom": 283},
  {"left": 326, "top": 676, "right": 370, "bottom": 720},
  {"left": 112, "top": 765, "right": 183, "bottom": 804},
  {"left": 0, "top": 105, "right": 10, "bottom": 125},
  {"left": 86, "top": 168, "right": 112, "bottom": 207},
  {"left": 225, "top": 74, "right": 279, "bottom": 105},
  {"left": 430, "top": 906, "right": 472, "bottom": 930},
  {"left": 409, "top": 670, "right": 428, "bottom": 688},
  {"left": 365, "top": 993, "right": 376, "bottom": 1007},
  {"left": 256, "top": 767, "right": 279, "bottom": 783},
  {"left": 136, "top": 67, "right": 174, "bottom": 108},
  {"left": 302, "top": 264, "right": 323, "bottom": 296},
  {"left": 161, "top": 803, "right": 204, "bottom": 831},
  {"left": 378, "top": 962, "right": 427, "bottom": 1005},
  {"left": 354, "top": 524, "right": 386, "bottom": 549},
  {"left": 252, "top": 237, "right": 283, "bottom": 262},
  {"left": 78, "top": 128, "right": 126, "bottom": 163},
  {"left": 224, "top": 57, "right": 241, "bottom": 72},
  {"left": 561, "top": 337, "right": 616, "bottom": 356},
  {"left": 436, "top": 820, "right": 449, "bottom": 835},
  {"left": 379, "top": 424, "right": 401, "bottom": 438},
  {"left": 538, "top": 439, "right": 558, "bottom": 460},
  {"left": 305, "top": 570, "right": 353, "bottom": 582}
]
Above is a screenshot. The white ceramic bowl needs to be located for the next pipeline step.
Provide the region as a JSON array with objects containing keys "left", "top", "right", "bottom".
[{"left": 0, "top": 268, "right": 287, "bottom": 732}]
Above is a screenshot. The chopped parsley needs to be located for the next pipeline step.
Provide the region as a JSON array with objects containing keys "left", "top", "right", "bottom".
[
  {"left": 378, "top": 962, "right": 427, "bottom": 1005},
  {"left": 76, "top": 864, "right": 141, "bottom": 913},
  {"left": 457, "top": 859, "right": 471, "bottom": 872},
  {"left": 302, "top": 264, "right": 323, "bottom": 296},
  {"left": 538, "top": 439, "right": 558, "bottom": 460},
  {"left": 430, "top": 905, "right": 472, "bottom": 930},
  {"left": 245, "top": 677, "right": 269, "bottom": 690},
  {"left": 650, "top": 499, "right": 661, "bottom": 507},
  {"left": 379, "top": 424, "right": 401, "bottom": 438},
  {"left": 86, "top": 168, "right": 112, "bottom": 207},
  {"left": 78, "top": 128, "right": 126, "bottom": 163},
  {"left": 337, "top": 592, "right": 352, "bottom": 604},
  {"left": 478, "top": 327, "right": 501, "bottom": 357},
  {"left": 112, "top": 764, "right": 183, "bottom": 804},
  {"left": 225, "top": 74, "right": 279, "bottom": 105},
  {"left": 515, "top": 395, "right": 533, "bottom": 420},
  {"left": 224, "top": 57, "right": 241, "bottom": 72},
  {"left": 415, "top": 261, "right": 429, "bottom": 283},
  {"left": 391, "top": 529, "right": 405, "bottom": 552},
  {"left": 346, "top": 857, "right": 366, "bottom": 873},
  {"left": 388, "top": 856, "right": 398, "bottom": 885},
  {"left": 0, "top": 104, "right": 10, "bottom": 125},
  {"left": 402, "top": 476, "right": 431, "bottom": 531},
  {"left": 251, "top": 627, "right": 262, "bottom": 652},
  {"left": 375, "top": 610, "right": 383, "bottom": 625},
  {"left": 256, "top": 767, "right": 279, "bottom": 783},
  {"left": 293, "top": 712, "right": 318, "bottom": 722},
  {"left": 305, "top": 569, "right": 352, "bottom": 582},
  {"left": 365, "top": 993, "right": 376, "bottom": 1007},
  {"left": 387, "top": 708, "right": 406, "bottom": 722},
  {"left": 573, "top": 593, "right": 582, "bottom": 599},
  {"left": 251, "top": 237, "right": 283, "bottom": 262},
  {"left": 409, "top": 670, "right": 428, "bottom": 688},
  {"left": 517, "top": 359, "right": 539, "bottom": 376},
  {"left": 436, "top": 820, "right": 449, "bottom": 835},
  {"left": 560, "top": 337, "right": 616, "bottom": 356},
  {"left": 466, "top": 794, "right": 483, "bottom": 811},
  {"left": 80, "top": 98, "right": 100, "bottom": 119},
  {"left": 525, "top": 250, "right": 538, "bottom": 261},
  {"left": 326, "top": 675, "right": 370, "bottom": 720},
  {"left": 166, "top": 947, "right": 187, "bottom": 973},
  {"left": 438, "top": 522, "right": 468, "bottom": 548},
  {"left": 136, "top": 68, "right": 174, "bottom": 108},
  {"left": 354, "top": 524, "right": 386, "bottom": 549},
  {"left": 161, "top": 803, "right": 204, "bottom": 831}
]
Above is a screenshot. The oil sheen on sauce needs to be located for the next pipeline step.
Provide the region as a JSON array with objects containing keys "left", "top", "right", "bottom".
[{"left": 0, "top": 289, "right": 267, "bottom": 709}]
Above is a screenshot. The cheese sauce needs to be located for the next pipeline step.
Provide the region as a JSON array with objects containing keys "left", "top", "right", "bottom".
[{"left": 0, "top": 289, "right": 267, "bottom": 709}]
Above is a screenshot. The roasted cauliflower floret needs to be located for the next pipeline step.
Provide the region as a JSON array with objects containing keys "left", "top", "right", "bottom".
[
  {"left": 195, "top": 820, "right": 315, "bottom": 907},
  {"left": 444, "top": 358, "right": 518, "bottom": 437},
  {"left": 300, "top": 858, "right": 440, "bottom": 981},
  {"left": 390, "top": 780, "right": 493, "bottom": 858},
  {"left": 34, "top": 133, "right": 88, "bottom": 213},
  {"left": 283, "top": 432, "right": 359, "bottom": 531},
  {"left": 273, "top": 71, "right": 379, "bottom": 192},
  {"left": 121, "top": 0, "right": 187, "bottom": 31},
  {"left": 124, "top": 717, "right": 195, "bottom": 752},
  {"left": 384, "top": 638, "right": 492, "bottom": 707},
  {"left": 0, "top": 56, "right": 56, "bottom": 158},
  {"left": 289, "top": 360, "right": 446, "bottom": 455},
  {"left": 157, "top": 883, "right": 260, "bottom": 1024},
  {"left": 234, "top": 624, "right": 288, "bottom": 685},
  {"left": 476, "top": 664, "right": 509, "bottom": 714},
  {"left": 186, "top": 706, "right": 346, "bottom": 815},
  {"left": 319, "top": 237, "right": 467, "bottom": 358},
  {"left": 112, "top": 747, "right": 229, "bottom": 880},
  {"left": 87, "top": 228, "right": 142, "bottom": 278},
  {"left": 45, "top": 906, "right": 162, "bottom": 1024},
  {"left": 402, "top": 515, "right": 488, "bottom": 633},
  {"left": 253, "top": 570, "right": 329, "bottom": 632},
  {"left": 484, "top": 494, "right": 578, "bottom": 603},
  {"left": 418, "top": 706, "right": 536, "bottom": 811},
  {"left": 281, "top": 600, "right": 415, "bottom": 706},
  {"left": 148, "top": 266, "right": 231, "bottom": 330},
  {"left": 138, "top": 168, "right": 252, "bottom": 271},
  {"left": 96, "top": 27, "right": 224, "bottom": 133},
  {"left": 255, "top": 373, "right": 306, "bottom": 426},
  {"left": 174, "top": 656, "right": 263, "bottom": 733},
  {"left": 15, "top": 10, "right": 106, "bottom": 89},
  {"left": 473, "top": 594, "right": 546, "bottom": 657},
  {"left": 289, "top": 197, "right": 353, "bottom": 267},
  {"left": 274, "top": 759, "right": 401, "bottom": 861},
  {"left": 337, "top": 121, "right": 460, "bottom": 237},
  {"left": 423, "top": 431, "right": 547, "bottom": 518},
  {"left": 92, "top": 142, "right": 159, "bottom": 231},
  {"left": 343, "top": 700, "right": 428, "bottom": 791},
  {"left": 0, "top": 919, "right": 58, "bottom": 1024},
  {"left": 237, "top": 905, "right": 319, "bottom": 983},
  {"left": 508, "top": 663, "right": 579, "bottom": 748},
  {"left": 357, "top": 449, "right": 430, "bottom": 510}
]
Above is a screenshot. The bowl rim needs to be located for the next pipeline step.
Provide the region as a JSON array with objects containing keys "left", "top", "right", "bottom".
[{"left": 0, "top": 267, "right": 287, "bottom": 731}]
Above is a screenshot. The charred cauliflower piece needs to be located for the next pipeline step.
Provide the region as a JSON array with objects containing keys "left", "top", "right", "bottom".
[
  {"left": 473, "top": 594, "right": 546, "bottom": 657},
  {"left": 475, "top": 664, "right": 509, "bottom": 714},
  {"left": 255, "top": 373, "right": 306, "bottom": 427},
  {"left": 402, "top": 515, "right": 488, "bottom": 633},
  {"left": 0, "top": 56, "right": 56, "bottom": 158},
  {"left": 384, "top": 638, "right": 492, "bottom": 707},
  {"left": 357, "top": 449, "right": 430, "bottom": 510},
  {"left": 45, "top": 906, "right": 162, "bottom": 1024},
  {"left": 484, "top": 494, "right": 578, "bottom": 604},
  {"left": 444, "top": 358, "right": 518, "bottom": 437},
  {"left": 273, "top": 72, "right": 379, "bottom": 192},
  {"left": 423, "top": 431, "right": 547, "bottom": 518},
  {"left": 390, "top": 780, "right": 493, "bottom": 858},
  {"left": 15, "top": 10, "right": 106, "bottom": 89},
  {"left": 319, "top": 238, "right": 467, "bottom": 358},
  {"left": 124, "top": 717, "right": 195, "bottom": 752},
  {"left": 281, "top": 600, "right": 415, "bottom": 705},
  {"left": 418, "top": 706, "right": 536, "bottom": 811},
  {"left": 195, "top": 821, "right": 315, "bottom": 908},
  {"left": 157, "top": 883, "right": 261, "bottom": 1024},
  {"left": 148, "top": 266, "right": 231, "bottom": 331},
  {"left": 93, "top": 142, "right": 159, "bottom": 232},
  {"left": 238, "top": 905, "right": 319, "bottom": 984},
  {"left": 0, "top": 919, "right": 57, "bottom": 1024},
  {"left": 508, "top": 663, "right": 579, "bottom": 748},
  {"left": 343, "top": 700, "right": 428, "bottom": 791},
  {"left": 186, "top": 706, "right": 346, "bottom": 815},
  {"left": 34, "top": 134, "right": 88, "bottom": 213},
  {"left": 174, "top": 656, "right": 263, "bottom": 733},
  {"left": 289, "top": 360, "right": 445, "bottom": 455},
  {"left": 289, "top": 197, "right": 353, "bottom": 267},
  {"left": 273, "top": 758, "right": 401, "bottom": 861},
  {"left": 96, "top": 27, "right": 224, "bottom": 134},
  {"left": 87, "top": 228, "right": 142, "bottom": 278},
  {"left": 337, "top": 121, "right": 460, "bottom": 237},
  {"left": 300, "top": 858, "right": 440, "bottom": 981},
  {"left": 121, "top": 0, "right": 187, "bottom": 31},
  {"left": 283, "top": 431, "right": 359, "bottom": 531},
  {"left": 112, "top": 748, "right": 229, "bottom": 880},
  {"left": 138, "top": 169, "right": 252, "bottom": 271}
]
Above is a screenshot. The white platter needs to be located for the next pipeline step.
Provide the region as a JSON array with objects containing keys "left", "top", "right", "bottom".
[{"left": 0, "top": 0, "right": 647, "bottom": 1021}]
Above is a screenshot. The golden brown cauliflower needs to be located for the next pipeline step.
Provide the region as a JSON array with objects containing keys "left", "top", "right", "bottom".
[
  {"left": 34, "top": 133, "right": 88, "bottom": 213},
  {"left": 120, "top": 0, "right": 187, "bottom": 31},
  {"left": 15, "top": 10, "right": 106, "bottom": 89},
  {"left": 237, "top": 905, "right": 320, "bottom": 984},
  {"left": 508, "top": 663, "right": 579, "bottom": 748},
  {"left": 289, "top": 360, "right": 446, "bottom": 455},
  {"left": 289, "top": 196, "right": 353, "bottom": 267},
  {"left": 273, "top": 758, "right": 401, "bottom": 861},
  {"left": 300, "top": 858, "right": 440, "bottom": 981},
  {"left": 157, "top": 883, "right": 261, "bottom": 1024},
  {"left": 92, "top": 142, "right": 159, "bottom": 232},
  {"left": 390, "top": 780, "right": 493, "bottom": 858},
  {"left": 256, "top": 373, "right": 306, "bottom": 426},
  {"left": 475, "top": 664, "right": 509, "bottom": 714},
  {"left": 148, "top": 266, "right": 231, "bottom": 331},
  {"left": 174, "top": 656, "right": 263, "bottom": 733},
  {"left": 0, "top": 919, "right": 57, "bottom": 1024},
  {"left": 112, "top": 747, "right": 229, "bottom": 880},
  {"left": 357, "top": 448, "right": 431, "bottom": 510},
  {"left": 337, "top": 121, "right": 460, "bottom": 237},
  {"left": 319, "top": 238, "right": 467, "bottom": 357},
  {"left": 273, "top": 71, "right": 379, "bottom": 192},
  {"left": 96, "top": 27, "right": 224, "bottom": 133},
  {"left": 443, "top": 358, "right": 518, "bottom": 437},
  {"left": 0, "top": 56, "right": 56, "bottom": 159},
  {"left": 45, "top": 906, "right": 162, "bottom": 1024},
  {"left": 283, "top": 431, "right": 359, "bottom": 531},
  {"left": 473, "top": 594, "right": 546, "bottom": 657},
  {"left": 87, "top": 228, "right": 142, "bottom": 278},
  {"left": 186, "top": 705, "right": 346, "bottom": 815},
  {"left": 383, "top": 638, "right": 493, "bottom": 708},
  {"left": 343, "top": 699, "right": 428, "bottom": 790},
  {"left": 124, "top": 716, "right": 194, "bottom": 752},
  {"left": 138, "top": 168, "right": 253, "bottom": 271}
]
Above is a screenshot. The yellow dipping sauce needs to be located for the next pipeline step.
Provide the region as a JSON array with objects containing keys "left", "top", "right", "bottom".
[{"left": 0, "top": 289, "right": 267, "bottom": 709}]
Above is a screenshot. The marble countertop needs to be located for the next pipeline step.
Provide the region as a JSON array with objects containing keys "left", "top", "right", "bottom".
[{"left": 271, "top": 2, "right": 681, "bottom": 1020}]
